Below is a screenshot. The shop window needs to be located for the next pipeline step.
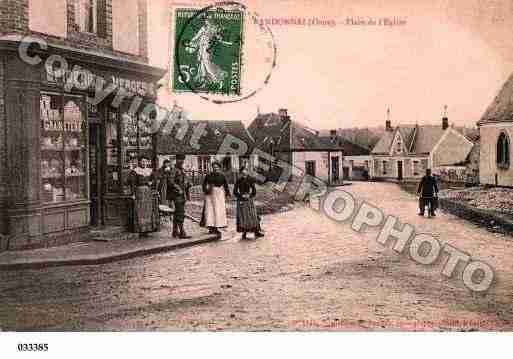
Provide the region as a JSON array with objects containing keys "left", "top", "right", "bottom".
[
  {"left": 105, "top": 110, "right": 120, "bottom": 193},
  {"left": 41, "top": 93, "right": 87, "bottom": 203},
  {"left": 119, "top": 110, "right": 154, "bottom": 195},
  {"left": 421, "top": 159, "right": 428, "bottom": 172},
  {"left": 497, "top": 132, "right": 510, "bottom": 169}
]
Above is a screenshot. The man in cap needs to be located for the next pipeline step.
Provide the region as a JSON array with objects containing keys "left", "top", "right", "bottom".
[{"left": 166, "top": 154, "right": 191, "bottom": 238}]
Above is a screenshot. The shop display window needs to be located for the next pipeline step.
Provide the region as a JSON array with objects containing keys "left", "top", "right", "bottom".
[
  {"left": 41, "top": 93, "right": 88, "bottom": 203},
  {"left": 103, "top": 107, "right": 155, "bottom": 196},
  {"left": 106, "top": 110, "right": 121, "bottom": 193}
]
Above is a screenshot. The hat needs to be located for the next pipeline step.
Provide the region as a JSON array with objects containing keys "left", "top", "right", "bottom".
[{"left": 176, "top": 154, "right": 186, "bottom": 160}]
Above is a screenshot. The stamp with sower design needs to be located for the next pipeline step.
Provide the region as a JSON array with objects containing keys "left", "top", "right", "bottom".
[{"left": 173, "top": 7, "right": 244, "bottom": 95}]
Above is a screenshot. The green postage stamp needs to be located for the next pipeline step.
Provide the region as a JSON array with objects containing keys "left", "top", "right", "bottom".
[{"left": 173, "top": 8, "right": 244, "bottom": 95}]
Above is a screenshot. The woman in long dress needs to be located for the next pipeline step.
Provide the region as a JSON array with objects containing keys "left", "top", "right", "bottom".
[
  {"left": 128, "top": 156, "right": 160, "bottom": 236},
  {"left": 234, "top": 167, "right": 264, "bottom": 240},
  {"left": 200, "top": 161, "right": 230, "bottom": 236}
]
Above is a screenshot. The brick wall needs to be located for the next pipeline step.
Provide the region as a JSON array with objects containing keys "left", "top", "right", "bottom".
[
  {"left": 0, "top": 0, "right": 149, "bottom": 64},
  {"left": 138, "top": 0, "right": 148, "bottom": 61},
  {"left": 0, "top": 0, "right": 29, "bottom": 33}
]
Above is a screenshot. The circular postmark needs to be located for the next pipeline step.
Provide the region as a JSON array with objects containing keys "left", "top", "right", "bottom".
[{"left": 173, "top": 1, "right": 277, "bottom": 104}]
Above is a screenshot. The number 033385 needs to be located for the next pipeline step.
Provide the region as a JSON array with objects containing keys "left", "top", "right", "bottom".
[{"left": 17, "top": 343, "right": 49, "bottom": 352}]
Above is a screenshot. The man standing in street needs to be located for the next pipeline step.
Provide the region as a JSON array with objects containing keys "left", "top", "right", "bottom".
[
  {"left": 417, "top": 168, "right": 439, "bottom": 217},
  {"left": 166, "top": 154, "right": 191, "bottom": 238},
  {"left": 157, "top": 159, "right": 172, "bottom": 206}
]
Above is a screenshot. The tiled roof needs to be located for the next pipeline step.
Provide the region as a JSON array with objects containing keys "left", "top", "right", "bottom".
[
  {"left": 247, "top": 113, "right": 291, "bottom": 152},
  {"left": 372, "top": 123, "right": 477, "bottom": 155},
  {"left": 409, "top": 126, "right": 445, "bottom": 154},
  {"left": 248, "top": 113, "right": 370, "bottom": 154},
  {"left": 371, "top": 130, "right": 395, "bottom": 154},
  {"left": 479, "top": 73, "right": 513, "bottom": 124},
  {"left": 156, "top": 120, "right": 255, "bottom": 155}
]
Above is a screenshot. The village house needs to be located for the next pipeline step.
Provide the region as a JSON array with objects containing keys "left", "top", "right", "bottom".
[
  {"left": 478, "top": 73, "right": 513, "bottom": 187},
  {"left": 433, "top": 133, "right": 480, "bottom": 186},
  {"left": 155, "top": 118, "right": 257, "bottom": 183},
  {"left": 248, "top": 109, "right": 370, "bottom": 184},
  {"left": 370, "top": 110, "right": 475, "bottom": 181}
]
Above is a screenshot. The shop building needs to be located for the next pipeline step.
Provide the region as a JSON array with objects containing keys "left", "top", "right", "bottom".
[{"left": 0, "top": 0, "right": 166, "bottom": 250}]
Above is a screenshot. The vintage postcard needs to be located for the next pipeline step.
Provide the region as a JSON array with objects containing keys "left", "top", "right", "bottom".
[{"left": 1, "top": 0, "right": 513, "bottom": 356}]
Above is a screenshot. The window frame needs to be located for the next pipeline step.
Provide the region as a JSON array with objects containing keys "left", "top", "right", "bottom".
[
  {"left": 75, "top": 0, "right": 98, "bottom": 34},
  {"left": 497, "top": 131, "right": 510, "bottom": 170},
  {"left": 40, "top": 91, "right": 89, "bottom": 204}
]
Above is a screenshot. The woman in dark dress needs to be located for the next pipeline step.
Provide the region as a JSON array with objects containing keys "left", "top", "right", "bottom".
[
  {"left": 200, "top": 161, "right": 230, "bottom": 236},
  {"left": 234, "top": 167, "right": 264, "bottom": 240},
  {"left": 127, "top": 156, "right": 160, "bottom": 236}
]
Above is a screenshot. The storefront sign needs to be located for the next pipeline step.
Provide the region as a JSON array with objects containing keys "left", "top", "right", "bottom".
[{"left": 45, "top": 63, "right": 156, "bottom": 98}]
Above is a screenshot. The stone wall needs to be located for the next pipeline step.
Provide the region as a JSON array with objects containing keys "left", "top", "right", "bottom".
[
  {"left": 479, "top": 123, "right": 513, "bottom": 187},
  {"left": 439, "top": 197, "right": 513, "bottom": 235}
]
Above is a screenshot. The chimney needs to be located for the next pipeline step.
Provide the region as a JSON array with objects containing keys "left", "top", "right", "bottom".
[
  {"left": 330, "top": 129, "right": 337, "bottom": 141},
  {"left": 442, "top": 105, "right": 449, "bottom": 130},
  {"left": 385, "top": 107, "right": 392, "bottom": 131}
]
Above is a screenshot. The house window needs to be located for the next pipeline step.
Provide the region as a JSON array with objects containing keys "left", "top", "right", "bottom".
[
  {"left": 222, "top": 156, "right": 232, "bottom": 171},
  {"left": 75, "top": 0, "right": 107, "bottom": 36},
  {"left": 413, "top": 161, "right": 419, "bottom": 176},
  {"left": 197, "top": 156, "right": 211, "bottom": 172},
  {"left": 396, "top": 141, "right": 401, "bottom": 153},
  {"left": 497, "top": 132, "right": 510, "bottom": 169},
  {"left": 76, "top": 0, "right": 97, "bottom": 33},
  {"left": 305, "top": 161, "right": 316, "bottom": 177}
]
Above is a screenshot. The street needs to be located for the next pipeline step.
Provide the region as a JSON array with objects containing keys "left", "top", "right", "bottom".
[{"left": 1, "top": 182, "right": 513, "bottom": 331}]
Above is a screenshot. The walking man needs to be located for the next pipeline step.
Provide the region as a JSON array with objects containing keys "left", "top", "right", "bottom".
[
  {"left": 166, "top": 154, "right": 191, "bottom": 238},
  {"left": 417, "top": 168, "right": 439, "bottom": 217}
]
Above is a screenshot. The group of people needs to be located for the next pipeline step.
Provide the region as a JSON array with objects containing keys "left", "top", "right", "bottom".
[{"left": 126, "top": 154, "right": 264, "bottom": 240}]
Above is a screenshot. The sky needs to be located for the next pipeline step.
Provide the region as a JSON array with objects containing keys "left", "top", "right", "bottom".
[{"left": 147, "top": 0, "right": 513, "bottom": 129}]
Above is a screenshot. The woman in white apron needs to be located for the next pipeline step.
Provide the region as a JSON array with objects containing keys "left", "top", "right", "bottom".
[{"left": 200, "top": 161, "right": 231, "bottom": 237}]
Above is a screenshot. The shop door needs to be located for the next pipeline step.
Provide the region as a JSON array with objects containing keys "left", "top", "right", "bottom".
[{"left": 89, "top": 123, "right": 103, "bottom": 225}]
